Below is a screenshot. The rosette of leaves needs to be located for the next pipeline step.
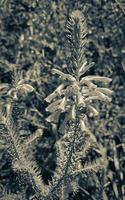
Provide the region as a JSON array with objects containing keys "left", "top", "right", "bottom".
[{"left": 45, "top": 11, "right": 113, "bottom": 199}]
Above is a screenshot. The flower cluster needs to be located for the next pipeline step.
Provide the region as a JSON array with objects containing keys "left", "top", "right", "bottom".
[{"left": 45, "top": 68, "right": 113, "bottom": 131}]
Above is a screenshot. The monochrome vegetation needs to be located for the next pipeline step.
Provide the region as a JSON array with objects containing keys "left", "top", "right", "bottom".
[{"left": 0, "top": 1, "right": 125, "bottom": 200}]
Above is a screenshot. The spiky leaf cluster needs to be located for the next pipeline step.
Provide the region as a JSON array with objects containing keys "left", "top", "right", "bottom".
[
  {"left": 66, "top": 10, "right": 88, "bottom": 76},
  {"left": 40, "top": 119, "right": 104, "bottom": 200},
  {"left": 0, "top": 104, "right": 46, "bottom": 199}
]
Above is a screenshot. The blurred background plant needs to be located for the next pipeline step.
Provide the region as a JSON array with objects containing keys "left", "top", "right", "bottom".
[{"left": 0, "top": 0, "right": 125, "bottom": 200}]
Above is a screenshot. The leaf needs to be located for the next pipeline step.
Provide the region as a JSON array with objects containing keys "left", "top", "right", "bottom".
[
  {"left": 0, "top": 83, "right": 9, "bottom": 94},
  {"left": 0, "top": 139, "right": 6, "bottom": 149},
  {"left": 25, "top": 129, "right": 43, "bottom": 145},
  {"left": 72, "top": 160, "right": 103, "bottom": 176},
  {"left": 0, "top": 184, "right": 5, "bottom": 198},
  {"left": 78, "top": 62, "right": 94, "bottom": 77},
  {"left": 113, "top": 182, "right": 119, "bottom": 199},
  {"left": 0, "top": 60, "right": 16, "bottom": 71},
  {"left": 122, "top": 57, "right": 125, "bottom": 72},
  {"left": 17, "top": 84, "right": 34, "bottom": 93}
]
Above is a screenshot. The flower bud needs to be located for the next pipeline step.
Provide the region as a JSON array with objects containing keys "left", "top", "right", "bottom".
[
  {"left": 88, "top": 105, "right": 99, "bottom": 117},
  {"left": 97, "top": 88, "right": 113, "bottom": 96},
  {"left": 77, "top": 92, "right": 86, "bottom": 108},
  {"left": 69, "top": 105, "right": 76, "bottom": 120},
  {"left": 52, "top": 69, "right": 76, "bottom": 82},
  {"left": 80, "top": 119, "right": 87, "bottom": 132},
  {"left": 58, "top": 97, "right": 66, "bottom": 111},
  {"left": 97, "top": 91, "right": 112, "bottom": 102},
  {"left": 46, "top": 99, "right": 62, "bottom": 113},
  {"left": 82, "top": 76, "right": 112, "bottom": 83},
  {"left": 46, "top": 110, "right": 61, "bottom": 123},
  {"left": 45, "top": 84, "right": 65, "bottom": 103}
]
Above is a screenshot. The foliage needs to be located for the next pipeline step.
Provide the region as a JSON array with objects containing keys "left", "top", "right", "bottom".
[{"left": 0, "top": 0, "right": 125, "bottom": 200}]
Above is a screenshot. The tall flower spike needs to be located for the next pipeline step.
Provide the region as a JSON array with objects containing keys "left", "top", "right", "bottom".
[
  {"left": 66, "top": 10, "right": 89, "bottom": 78},
  {"left": 44, "top": 11, "right": 113, "bottom": 200},
  {"left": 45, "top": 10, "right": 113, "bottom": 124}
]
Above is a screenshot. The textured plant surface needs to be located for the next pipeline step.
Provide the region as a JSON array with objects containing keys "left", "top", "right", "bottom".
[{"left": 0, "top": 1, "right": 124, "bottom": 200}]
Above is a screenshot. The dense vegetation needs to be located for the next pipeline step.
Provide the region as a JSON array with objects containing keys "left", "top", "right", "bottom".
[{"left": 0, "top": 0, "right": 125, "bottom": 199}]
